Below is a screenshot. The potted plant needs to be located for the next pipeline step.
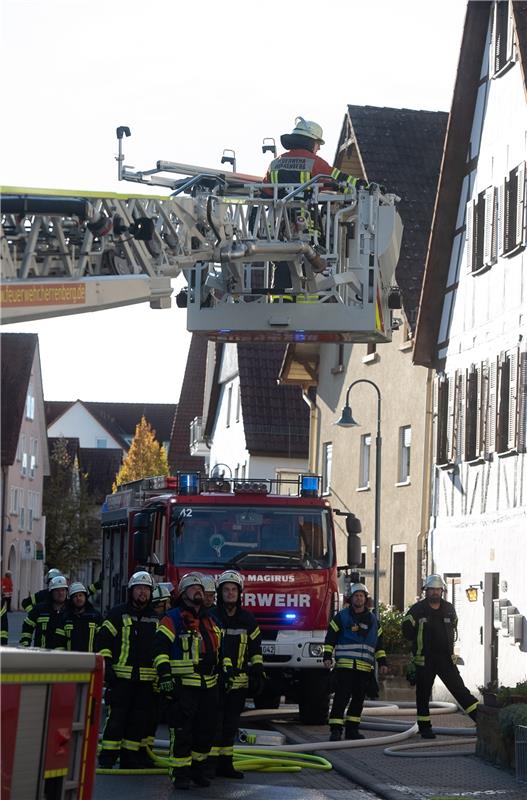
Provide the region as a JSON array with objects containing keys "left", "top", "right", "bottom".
[
  {"left": 478, "top": 680, "right": 501, "bottom": 707},
  {"left": 497, "top": 703, "right": 527, "bottom": 769}
]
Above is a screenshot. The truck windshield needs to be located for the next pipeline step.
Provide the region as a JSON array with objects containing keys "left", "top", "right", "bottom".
[{"left": 169, "top": 505, "right": 332, "bottom": 569}]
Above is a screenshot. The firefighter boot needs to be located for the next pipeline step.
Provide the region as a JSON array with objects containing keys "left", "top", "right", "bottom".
[
  {"left": 216, "top": 755, "right": 244, "bottom": 779},
  {"left": 171, "top": 766, "right": 191, "bottom": 790},
  {"left": 204, "top": 756, "right": 218, "bottom": 779},
  {"left": 329, "top": 725, "right": 343, "bottom": 741},
  {"left": 345, "top": 722, "right": 365, "bottom": 740},
  {"left": 190, "top": 760, "right": 211, "bottom": 787},
  {"left": 418, "top": 723, "right": 436, "bottom": 739}
]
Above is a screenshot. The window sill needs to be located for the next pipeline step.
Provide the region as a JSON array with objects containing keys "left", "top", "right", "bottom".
[
  {"left": 395, "top": 479, "right": 411, "bottom": 487},
  {"left": 356, "top": 485, "right": 370, "bottom": 492},
  {"left": 331, "top": 365, "right": 344, "bottom": 375},
  {"left": 466, "top": 456, "right": 486, "bottom": 466},
  {"left": 471, "top": 261, "right": 494, "bottom": 276},
  {"left": 436, "top": 461, "right": 455, "bottom": 471},
  {"left": 497, "top": 448, "right": 518, "bottom": 459},
  {"left": 362, "top": 353, "right": 379, "bottom": 365},
  {"left": 398, "top": 340, "right": 413, "bottom": 352}
]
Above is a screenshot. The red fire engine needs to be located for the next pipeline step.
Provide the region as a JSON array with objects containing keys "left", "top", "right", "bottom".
[
  {"left": 1, "top": 647, "right": 103, "bottom": 800},
  {"left": 100, "top": 472, "right": 361, "bottom": 723}
]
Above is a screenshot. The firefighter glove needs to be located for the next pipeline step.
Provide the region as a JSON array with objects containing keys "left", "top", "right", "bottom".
[
  {"left": 249, "top": 664, "right": 267, "bottom": 697},
  {"left": 406, "top": 661, "right": 417, "bottom": 686},
  {"left": 159, "top": 676, "right": 176, "bottom": 696},
  {"left": 223, "top": 667, "right": 235, "bottom": 692}
]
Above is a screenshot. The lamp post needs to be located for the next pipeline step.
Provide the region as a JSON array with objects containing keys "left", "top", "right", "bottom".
[{"left": 336, "top": 379, "right": 382, "bottom": 616}]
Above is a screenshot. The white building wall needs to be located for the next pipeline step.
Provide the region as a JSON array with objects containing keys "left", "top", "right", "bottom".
[
  {"left": 431, "top": 17, "right": 527, "bottom": 691},
  {"left": 208, "top": 346, "right": 308, "bottom": 482},
  {"left": 48, "top": 402, "right": 122, "bottom": 449}
]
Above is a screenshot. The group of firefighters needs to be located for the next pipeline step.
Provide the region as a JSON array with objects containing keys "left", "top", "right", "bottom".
[{"left": 5, "top": 560, "right": 481, "bottom": 788}]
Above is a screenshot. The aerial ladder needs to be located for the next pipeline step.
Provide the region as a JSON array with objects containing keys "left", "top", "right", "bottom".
[{"left": 1, "top": 127, "right": 403, "bottom": 342}]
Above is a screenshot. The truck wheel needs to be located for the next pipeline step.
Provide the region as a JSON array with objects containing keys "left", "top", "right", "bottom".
[{"left": 298, "top": 669, "right": 330, "bottom": 724}]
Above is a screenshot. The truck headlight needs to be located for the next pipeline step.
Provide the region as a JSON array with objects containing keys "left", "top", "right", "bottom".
[{"left": 309, "top": 643, "right": 324, "bottom": 657}]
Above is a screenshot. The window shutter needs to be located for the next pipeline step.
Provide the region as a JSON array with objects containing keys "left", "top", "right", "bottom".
[
  {"left": 506, "top": 2, "right": 515, "bottom": 63},
  {"left": 457, "top": 371, "right": 465, "bottom": 462},
  {"left": 518, "top": 351, "right": 527, "bottom": 452},
  {"left": 497, "top": 181, "right": 505, "bottom": 256},
  {"left": 484, "top": 186, "right": 496, "bottom": 266},
  {"left": 435, "top": 376, "right": 448, "bottom": 465},
  {"left": 507, "top": 347, "right": 520, "bottom": 450},
  {"left": 477, "top": 362, "right": 486, "bottom": 458},
  {"left": 466, "top": 200, "right": 475, "bottom": 272},
  {"left": 515, "top": 161, "right": 526, "bottom": 248},
  {"left": 487, "top": 357, "right": 498, "bottom": 454},
  {"left": 447, "top": 372, "right": 457, "bottom": 463}
]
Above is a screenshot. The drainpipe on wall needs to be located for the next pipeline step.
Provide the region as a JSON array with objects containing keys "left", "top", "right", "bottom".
[
  {"left": 417, "top": 367, "right": 435, "bottom": 593},
  {"left": 302, "top": 387, "right": 319, "bottom": 473}
]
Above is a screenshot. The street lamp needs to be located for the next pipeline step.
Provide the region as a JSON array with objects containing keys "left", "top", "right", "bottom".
[{"left": 336, "top": 379, "right": 382, "bottom": 615}]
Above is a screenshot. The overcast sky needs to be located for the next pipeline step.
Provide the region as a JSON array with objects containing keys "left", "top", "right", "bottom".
[{"left": 1, "top": 0, "right": 467, "bottom": 403}]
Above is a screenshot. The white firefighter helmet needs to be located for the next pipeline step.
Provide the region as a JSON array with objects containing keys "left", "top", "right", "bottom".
[
  {"left": 46, "top": 568, "right": 63, "bottom": 584},
  {"left": 178, "top": 572, "right": 205, "bottom": 595},
  {"left": 68, "top": 582, "right": 87, "bottom": 598},
  {"left": 290, "top": 116, "right": 325, "bottom": 144},
  {"left": 423, "top": 574, "right": 446, "bottom": 592},
  {"left": 348, "top": 582, "right": 368, "bottom": 597},
  {"left": 217, "top": 570, "right": 244, "bottom": 591},
  {"left": 48, "top": 575, "right": 68, "bottom": 592},
  {"left": 152, "top": 584, "right": 172, "bottom": 603},
  {"left": 201, "top": 575, "right": 217, "bottom": 593},
  {"left": 128, "top": 571, "right": 154, "bottom": 589}
]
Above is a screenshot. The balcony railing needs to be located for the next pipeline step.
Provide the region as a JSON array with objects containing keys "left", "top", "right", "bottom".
[{"left": 189, "top": 416, "right": 210, "bottom": 456}]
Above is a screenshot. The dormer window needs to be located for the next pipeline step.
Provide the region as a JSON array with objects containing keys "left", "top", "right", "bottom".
[{"left": 492, "top": 0, "right": 514, "bottom": 77}]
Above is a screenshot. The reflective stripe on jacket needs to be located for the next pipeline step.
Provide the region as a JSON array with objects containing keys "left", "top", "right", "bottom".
[
  {"left": 154, "top": 605, "right": 221, "bottom": 688},
  {"left": 324, "top": 607, "right": 386, "bottom": 672},
  {"left": 96, "top": 601, "right": 158, "bottom": 681}
]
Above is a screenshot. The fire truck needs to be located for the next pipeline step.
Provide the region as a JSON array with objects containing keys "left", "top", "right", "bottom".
[{"left": 100, "top": 472, "right": 361, "bottom": 724}]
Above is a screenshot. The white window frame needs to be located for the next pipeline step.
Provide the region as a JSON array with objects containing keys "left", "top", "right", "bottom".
[
  {"left": 358, "top": 434, "right": 371, "bottom": 489},
  {"left": 226, "top": 384, "right": 233, "bottom": 428},
  {"left": 26, "top": 387, "right": 35, "bottom": 420},
  {"left": 397, "top": 426, "right": 412, "bottom": 484},
  {"left": 322, "top": 442, "right": 333, "bottom": 495},
  {"left": 10, "top": 487, "right": 20, "bottom": 515}
]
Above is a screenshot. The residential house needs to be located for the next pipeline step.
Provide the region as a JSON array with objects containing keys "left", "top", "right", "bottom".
[
  {"left": 191, "top": 341, "right": 309, "bottom": 483},
  {"left": 280, "top": 105, "right": 448, "bottom": 611},
  {"left": 169, "top": 333, "right": 208, "bottom": 474},
  {"left": 414, "top": 0, "right": 527, "bottom": 689},
  {"left": 1, "top": 333, "right": 50, "bottom": 608},
  {"left": 46, "top": 400, "right": 176, "bottom": 453}
]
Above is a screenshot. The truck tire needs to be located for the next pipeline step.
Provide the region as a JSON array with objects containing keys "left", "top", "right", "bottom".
[{"left": 298, "top": 669, "right": 330, "bottom": 724}]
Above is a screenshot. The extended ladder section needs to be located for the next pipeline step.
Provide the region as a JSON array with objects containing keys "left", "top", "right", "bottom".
[{"left": 1, "top": 143, "right": 403, "bottom": 340}]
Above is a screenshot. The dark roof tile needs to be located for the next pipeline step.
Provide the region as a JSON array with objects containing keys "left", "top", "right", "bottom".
[
  {"left": 1, "top": 333, "right": 38, "bottom": 465},
  {"left": 168, "top": 334, "right": 208, "bottom": 473}
]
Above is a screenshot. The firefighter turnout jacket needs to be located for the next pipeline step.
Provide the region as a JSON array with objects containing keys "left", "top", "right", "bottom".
[
  {"left": 56, "top": 599, "right": 103, "bottom": 652},
  {"left": 97, "top": 601, "right": 158, "bottom": 682},
  {"left": 212, "top": 606, "right": 263, "bottom": 690},
  {"left": 265, "top": 149, "right": 359, "bottom": 190},
  {"left": 154, "top": 605, "right": 221, "bottom": 688},
  {"left": 402, "top": 598, "right": 458, "bottom": 666},
  {"left": 324, "top": 607, "right": 386, "bottom": 672},
  {"left": 19, "top": 600, "right": 66, "bottom": 648}
]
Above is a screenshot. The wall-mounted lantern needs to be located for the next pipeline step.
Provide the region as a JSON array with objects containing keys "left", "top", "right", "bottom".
[{"left": 465, "top": 583, "right": 482, "bottom": 602}]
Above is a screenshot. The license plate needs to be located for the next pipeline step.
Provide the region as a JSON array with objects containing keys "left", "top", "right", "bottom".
[{"left": 262, "top": 644, "right": 275, "bottom": 655}]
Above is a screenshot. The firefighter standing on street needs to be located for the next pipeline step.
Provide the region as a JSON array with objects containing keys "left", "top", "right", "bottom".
[
  {"left": 402, "top": 574, "right": 479, "bottom": 739},
  {"left": 21, "top": 567, "right": 63, "bottom": 613},
  {"left": 154, "top": 572, "right": 222, "bottom": 790},
  {"left": 1, "top": 571, "right": 13, "bottom": 611},
  {"left": 202, "top": 574, "right": 217, "bottom": 610},
  {"left": 97, "top": 571, "right": 158, "bottom": 769},
  {"left": 209, "top": 570, "right": 264, "bottom": 779},
  {"left": 19, "top": 574, "right": 69, "bottom": 648},
  {"left": 323, "top": 582, "right": 388, "bottom": 741},
  {"left": 55, "top": 582, "right": 102, "bottom": 652},
  {"left": 1, "top": 600, "right": 8, "bottom": 644}
]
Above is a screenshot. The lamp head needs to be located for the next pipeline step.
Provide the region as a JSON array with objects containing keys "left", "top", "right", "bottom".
[{"left": 335, "top": 405, "right": 359, "bottom": 427}]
